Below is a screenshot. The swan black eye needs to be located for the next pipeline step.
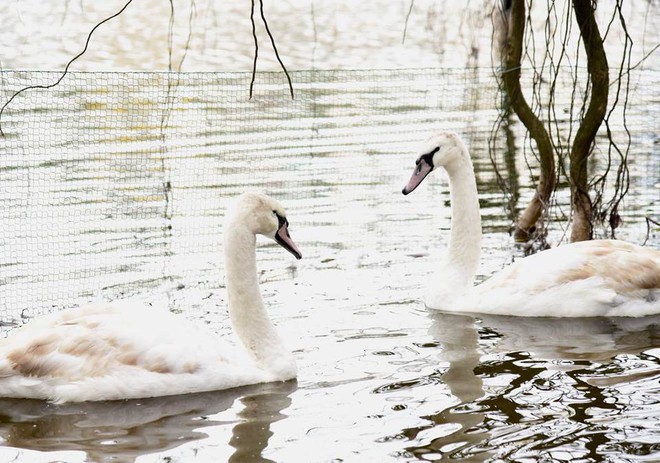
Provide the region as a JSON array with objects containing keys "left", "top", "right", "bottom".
[
  {"left": 272, "top": 210, "right": 287, "bottom": 227},
  {"left": 419, "top": 151, "right": 437, "bottom": 169}
]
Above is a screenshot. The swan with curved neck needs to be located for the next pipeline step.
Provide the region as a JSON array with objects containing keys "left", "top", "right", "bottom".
[
  {"left": 402, "top": 131, "right": 660, "bottom": 317},
  {"left": 0, "top": 192, "right": 302, "bottom": 403}
]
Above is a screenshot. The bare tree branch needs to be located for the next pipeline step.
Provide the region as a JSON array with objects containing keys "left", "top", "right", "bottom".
[
  {"left": 0, "top": 0, "right": 135, "bottom": 136},
  {"left": 500, "top": 0, "right": 556, "bottom": 243},
  {"left": 569, "top": 0, "right": 609, "bottom": 242}
]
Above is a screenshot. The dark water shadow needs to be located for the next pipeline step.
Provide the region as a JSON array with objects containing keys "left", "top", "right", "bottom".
[
  {"left": 402, "top": 312, "right": 489, "bottom": 462},
  {"left": 403, "top": 312, "right": 660, "bottom": 462},
  {"left": 0, "top": 380, "right": 297, "bottom": 463},
  {"left": 228, "top": 380, "right": 297, "bottom": 463},
  {"left": 476, "top": 313, "right": 660, "bottom": 363}
]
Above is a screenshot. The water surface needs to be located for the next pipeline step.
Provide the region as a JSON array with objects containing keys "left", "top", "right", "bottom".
[
  {"left": 0, "top": 1, "right": 659, "bottom": 461},
  {"left": 0, "top": 67, "right": 658, "bottom": 463}
]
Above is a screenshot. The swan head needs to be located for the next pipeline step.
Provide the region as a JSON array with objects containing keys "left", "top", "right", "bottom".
[
  {"left": 227, "top": 192, "right": 302, "bottom": 260},
  {"left": 402, "top": 131, "right": 467, "bottom": 195}
]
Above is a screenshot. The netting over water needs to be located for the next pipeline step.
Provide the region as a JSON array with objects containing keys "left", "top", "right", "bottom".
[{"left": 0, "top": 68, "right": 658, "bottom": 333}]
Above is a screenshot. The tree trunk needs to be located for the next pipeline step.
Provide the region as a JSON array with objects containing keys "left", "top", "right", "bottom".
[
  {"left": 501, "top": 0, "right": 556, "bottom": 243},
  {"left": 569, "top": 0, "right": 609, "bottom": 242}
]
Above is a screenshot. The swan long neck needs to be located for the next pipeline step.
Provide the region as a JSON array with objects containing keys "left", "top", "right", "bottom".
[
  {"left": 224, "top": 223, "right": 291, "bottom": 370},
  {"left": 444, "top": 151, "right": 482, "bottom": 289}
]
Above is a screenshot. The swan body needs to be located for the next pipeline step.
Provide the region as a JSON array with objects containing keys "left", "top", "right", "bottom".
[
  {"left": 402, "top": 131, "right": 660, "bottom": 317},
  {"left": 0, "top": 192, "right": 302, "bottom": 403}
]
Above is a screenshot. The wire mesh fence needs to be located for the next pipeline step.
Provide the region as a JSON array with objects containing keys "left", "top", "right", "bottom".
[{"left": 0, "top": 67, "right": 658, "bottom": 333}]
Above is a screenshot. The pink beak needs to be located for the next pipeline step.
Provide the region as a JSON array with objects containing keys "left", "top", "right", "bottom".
[
  {"left": 402, "top": 156, "right": 433, "bottom": 195},
  {"left": 275, "top": 220, "right": 302, "bottom": 260}
]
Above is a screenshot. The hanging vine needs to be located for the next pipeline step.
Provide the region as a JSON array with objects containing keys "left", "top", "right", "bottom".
[{"left": 488, "top": 0, "right": 654, "bottom": 245}]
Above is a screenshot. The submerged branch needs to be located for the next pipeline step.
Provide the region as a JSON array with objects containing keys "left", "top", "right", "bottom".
[
  {"left": 569, "top": 0, "right": 609, "bottom": 242},
  {"left": 501, "top": 0, "right": 556, "bottom": 243}
]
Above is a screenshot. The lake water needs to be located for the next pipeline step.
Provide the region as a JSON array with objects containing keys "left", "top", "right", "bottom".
[
  {"left": 1, "top": 1, "right": 659, "bottom": 462},
  {"left": 1, "top": 66, "right": 658, "bottom": 463}
]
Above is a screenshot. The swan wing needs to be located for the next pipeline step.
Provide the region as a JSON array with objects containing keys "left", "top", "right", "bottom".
[
  {"left": 472, "top": 240, "right": 660, "bottom": 316},
  {"left": 0, "top": 302, "right": 257, "bottom": 402}
]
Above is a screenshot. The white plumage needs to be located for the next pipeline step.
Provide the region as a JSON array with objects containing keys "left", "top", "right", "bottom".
[
  {"left": 0, "top": 192, "right": 302, "bottom": 403},
  {"left": 402, "top": 131, "right": 660, "bottom": 317}
]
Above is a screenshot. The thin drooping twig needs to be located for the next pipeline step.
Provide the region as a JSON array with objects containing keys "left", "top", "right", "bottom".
[
  {"left": 596, "top": 0, "right": 632, "bottom": 238},
  {"left": 167, "top": 0, "right": 175, "bottom": 72},
  {"left": 310, "top": 0, "right": 318, "bottom": 69},
  {"left": 249, "top": 0, "right": 259, "bottom": 99},
  {"left": 642, "top": 217, "right": 660, "bottom": 246},
  {"left": 0, "top": 0, "right": 135, "bottom": 137},
  {"left": 402, "top": 0, "right": 416, "bottom": 44},
  {"left": 608, "top": 43, "right": 659, "bottom": 87},
  {"left": 180, "top": 0, "right": 196, "bottom": 72},
  {"left": 163, "top": 0, "right": 195, "bottom": 73},
  {"left": 158, "top": 0, "right": 196, "bottom": 217},
  {"left": 161, "top": 0, "right": 196, "bottom": 129},
  {"left": 249, "top": 0, "right": 294, "bottom": 99},
  {"left": 259, "top": 0, "right": 294, "bottom": 99}
]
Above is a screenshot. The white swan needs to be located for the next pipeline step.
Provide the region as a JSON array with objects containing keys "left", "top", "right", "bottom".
[
  {"left": 402, "top": 131, "right": 660, "bottom": 317},
  {"left": 0, "top": 192, "right": 302, "bottom": 403}
]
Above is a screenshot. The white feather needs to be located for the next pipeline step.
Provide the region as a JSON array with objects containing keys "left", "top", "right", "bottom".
[
  {"left": 403, "top": 131, "right": 660, "bottom": 317},
  {"left": 0, "top": 192, "right": 299, "bottom": 403}
]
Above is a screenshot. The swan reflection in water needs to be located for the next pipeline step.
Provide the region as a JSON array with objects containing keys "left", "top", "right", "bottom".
[
  {"left": 402, "top": 312, "right": 660, "bottom": 462},
  {"left": 0, "top": 379, "right": 297, "bottom": 463}
]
